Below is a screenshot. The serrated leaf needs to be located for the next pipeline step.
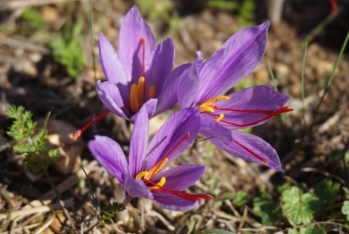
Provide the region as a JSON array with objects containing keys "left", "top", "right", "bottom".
[
  {"left": 315, "top": 180, "right": 340, "bottom": 205},
  {"left": 342, "top": 201, "right": 349, "bottom": 221},
  {"left": 195, "top": 229, "right": 236, "bottom": 234},
  {"left": 282, "top": 187, "right": 319, "bottom": 225},
  {"left": 253, "top": 193, "right": 282, "bottom": 225}
]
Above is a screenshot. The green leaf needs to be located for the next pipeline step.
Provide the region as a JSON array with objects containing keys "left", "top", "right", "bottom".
[
  {"left": 195, "top": 229, "right": 236, "bottom": 234},
  {"left": 253, "top": 192, "right": 282, "bottom": 225},
  {"left": 232, "top": 191, "right": 251, "bottom": 207},
  {"left": 288, "top": 225, "right": 326, "bottom": 234},
  {"left": 342, "top": 201, "right": 349, "bottom": 221},
  {"left": 315, "top": 180, "right": 340, "bottom": 205},
  {"left": 282, "top": 187, "right": 319, "bottom": 225}
]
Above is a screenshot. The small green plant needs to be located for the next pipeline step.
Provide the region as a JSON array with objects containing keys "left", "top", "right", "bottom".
[
  {"left": 237, "top": 0, "right": 255, "bottom": 26},
  {"left": 50, "top": 15, "right": 86, "bottom": 78},
  {"left": 6, "top": 105, "right": 58, "bottom": 172},
  {"left": 99, "top": 202, "right": 126, "bottom": 224},
  {"left": 252, "top": 180, "right": 345, "bottom": 232},
  {"left": 20, "top": 8, "right": 45, "bottom": 29}
]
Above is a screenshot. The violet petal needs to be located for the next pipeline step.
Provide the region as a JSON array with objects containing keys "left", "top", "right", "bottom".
[
  {"left": 221, "top": 131, "right": 283, "bottom": 171},
  {"left": 88, "top": 136, "right": 128, "bottom": 184},
  {"left": 128, "top": 103, "right": 149, "bottom": 177},
  {"left": 200, "top": 21, "right": 270, "bottom": 101},
  {"left": 96, "top": 80, "right": 130, "bottom": 120},
  {"left": 118, "top": 6, "right": 155, "bottom": 81},
  {"left": 144, "top": 108, "right": 200, "bottom": 170},
  {"left": 213, "top": 85, "right": 289, "bottom": 130},
  {"left": 152, "top": 164, "right": 206, "bottom": 190},
  {"left": 146, "top": 38, "right": 174, "bottom": 97},
  {"left": 124, "top": 174, "right": 153, "bottom": 199},
  {"left": 152, "top": 191, "right": 204, "bottom": 211}
]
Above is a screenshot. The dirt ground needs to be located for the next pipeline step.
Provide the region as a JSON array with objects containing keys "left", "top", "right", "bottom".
[{"left": 0, "top": 0, "right": 349, "bottom": 233}]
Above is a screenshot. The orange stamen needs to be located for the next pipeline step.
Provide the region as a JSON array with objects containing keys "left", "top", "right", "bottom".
[
  {"left": 233, "top": 139, "right": 268, "bottom": 164},
  {"left": 73, "top": 110, "right": 111, "bottom": 140}
]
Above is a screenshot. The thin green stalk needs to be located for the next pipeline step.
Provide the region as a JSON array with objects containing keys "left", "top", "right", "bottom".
[
  {"left": 81, "top": 166, "right": 98, "bottom": 217},
  {"left": 89, "top": 0, "right": 96, "bottom": 81},
  {"left": 267, "top": 59, "right": 286, "bottom": 124},
  {"left": 301, "top": 43, "right": 308, "bottom": 112},
  {"left": 43, "top": 169, "right": 75, "bottom": 230},
  {"left": 301, "top": 43, "right": 308, "bottom": 126},
  {"left": 301, "top": 11, "right": 338, "bottom": 46},
  {"left": 267, "top": 59, "right": 278, "bottom": 92},
  {"left": 313, "top": 31, "right": 349, "bottom": 123}
]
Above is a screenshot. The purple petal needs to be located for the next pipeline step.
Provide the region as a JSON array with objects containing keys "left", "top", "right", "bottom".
[
  {"left": 211, "top": 85, "right": 288, "bottom": 130},
  {"left": 219, "top": 131, "right": 283, "bottom": 171},
  {"left": 152, "top": 164, "right": 206, "bottom": 190},
  {"left": 118, "top": 6, "right": 155, "bottom": 80},
  {"left": 144, "top": 108, "right": 200, "bottom": 170},
  {"left": 146, "top": 38, "right": 174, "bottom": 97},
  {"left": 88, "top": 136, "right": 128, "bottom": 184},
  {"left": 98, "top": 34, "right": 129, "bottom": 93},
  {"left": 195, "top": 48, "right": 225, "bottom": 103},
  {"left": 155, "top": 63, "right": 191, "bottom": 115},
  {"left": 177, "top": 61, "right": 200, "bottom": 108},
  {"left": 130, "top": 98, "right": 158, "bottom": 122},
  {"left": 152, "top": 192, "right": 204, "bottom": 211},
  {"left": 124, "top": 174, "right": 153, "bottom": 199},
  {"left": 199, "top": 21, "right": 270, "bottom": 101},
  {"left": 128, "top": 103, "right": 149, "bottom": 177},
  {"left": 199, "top": 114, "right": 233, "bottom": 146},
  {"left": 96, "top": 80, "right": 130, "bottom": 120}
]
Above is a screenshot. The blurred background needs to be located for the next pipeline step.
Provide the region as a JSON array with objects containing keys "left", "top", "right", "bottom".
[{"left": 1, "top": 0, "right": 349, "bottom": 233}]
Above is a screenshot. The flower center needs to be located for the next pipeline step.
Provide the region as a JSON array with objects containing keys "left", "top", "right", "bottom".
[
  {"left": 129, "top": 38, "right": 156, "bottom": 113},
  {"left": 135, "top": 132, "right": 212, "bottom": 202}
]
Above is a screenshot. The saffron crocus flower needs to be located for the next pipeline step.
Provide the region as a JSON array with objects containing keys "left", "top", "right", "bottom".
[
  {"left": 88, "top": 106, "right": 212, "bottom": 211},
  {"left": 177, "top": 21, "right": 292, "bottom": 171},
  {"left": 74, "top": 6, "right": 183, "bottom": 140}
]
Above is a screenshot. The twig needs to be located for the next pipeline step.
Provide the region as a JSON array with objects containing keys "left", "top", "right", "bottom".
[
  {"left": 0, "top": 0, "right": 88, "bottom": 10},
  {"left": 43, "top": 169, "right": 75, "bottom": 230},
  {"left": 0, "top": 198, "right": 74, "bottom": 220}
]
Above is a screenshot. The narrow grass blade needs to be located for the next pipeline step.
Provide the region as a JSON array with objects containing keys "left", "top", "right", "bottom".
[
  {"left": 301, "top": 43, "right": 308, "bottom": 126},
  {"left": 313, "top": 31, "right": 349, "bottom": 123},
  {"left": 267, "top": 59, "right": 286, "bottom": 124}
]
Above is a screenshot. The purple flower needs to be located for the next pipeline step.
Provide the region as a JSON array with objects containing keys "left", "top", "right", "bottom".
[
  {"left": 74, "top": 6, "right": 183, "bottom": 140},
  {"left": 88, "top": 105, "right": 212, "bottom": 211},
  {"left": 177, "top": 21, "right": 292, "bottom": 171}
]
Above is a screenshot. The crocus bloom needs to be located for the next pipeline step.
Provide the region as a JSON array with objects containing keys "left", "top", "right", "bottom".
[
  {"left": 88, "top": 105, "right": 212, "bottom": 211},
  {"left": 74, "top": 6, "right": 182, "bottom": 140},
  {"left": 177, "top": 21, "right": 291, "bottom": 171}
]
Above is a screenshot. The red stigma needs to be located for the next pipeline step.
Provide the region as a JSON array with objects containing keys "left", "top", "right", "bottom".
[
  {"left": 329, "top": 0, "right": 337, "bottom": 13},
  {"left": 233, "top": 140, "right": 268, "bottom": 164},
  {"left": 140, "top": 38, "right": 146, "bottom": 77},
  {"left": 144, "top": 179, "right": 212, "bottom": 202},
  {"left": 72, "top": 110, "right": 110, "bottom": 140},
  {"left": 208, "top": 106, "right": 292, "bottom": 128}
]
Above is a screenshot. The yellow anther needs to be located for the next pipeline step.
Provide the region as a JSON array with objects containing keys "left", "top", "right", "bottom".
[
  {"left": 137, "top": 77, "right": 145, "bottom": 106},
  {"left": 216, "top": 114, "right": 224, "bottom": 122},
  {"left": 146, "top": 158, "right": 168, "bottom": 179},
  {"left": 135, "top": 158, "right": 168, "bottom": 181},
  {"left": 130, "top": 84, "right": 138, "bottom": 113},
  {"left": 135, "top": 171, "right": 149, "bottom": 180},
  {"left": 199, "top": 95, "right": 230, "bottom": 113},
  {"left": 149, "top": 177, "right": 166, "bottom": 190},
  {"left": 149, "top": 85, "right": 156, "bottom": 99}
]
